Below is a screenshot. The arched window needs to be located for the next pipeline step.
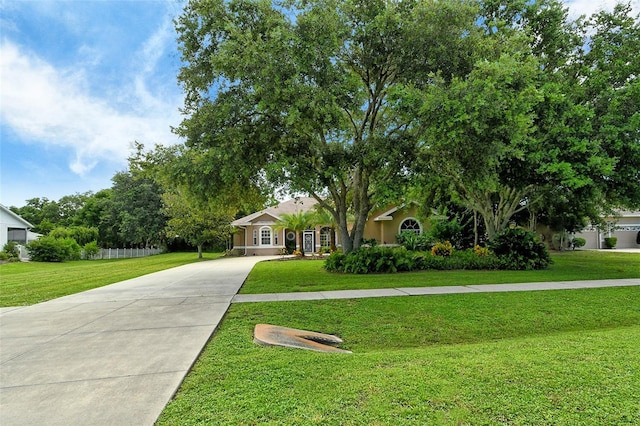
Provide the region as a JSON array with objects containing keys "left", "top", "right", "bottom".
[
  {"left": 260, "top": 226, "right": 272, "bottom": 245},
  {"left": 319, "top": 227, "right": 331, "bottom": 248},
  {"left": 399, "top": 218, "right": 422, "bottom": 235}
]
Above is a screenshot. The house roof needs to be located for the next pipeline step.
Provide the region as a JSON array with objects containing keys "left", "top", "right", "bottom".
[
  {"left": 373, "top": 201, "right": 419, "bottom": 221},
  {"left": 231, "top": 197, "right": 318, "bottom": 226},
  {"left": 0, "top": 204, "right": 34, "bottom": 228}
]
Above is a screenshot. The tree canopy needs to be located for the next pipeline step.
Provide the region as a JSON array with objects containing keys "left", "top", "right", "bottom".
[
  {"left": 418, "top": 0, "right": 639, "bottom": 236},
  {"left": 19, "top": 0, "right": 637, "bottom": 253},
  {"left": 175, "top": 0, "right": 481, "bottom": 253}
]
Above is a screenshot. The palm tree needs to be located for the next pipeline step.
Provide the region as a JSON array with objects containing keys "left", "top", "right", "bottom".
[{"left": 274, "top": 210, "right": 316, "bottom": 255}]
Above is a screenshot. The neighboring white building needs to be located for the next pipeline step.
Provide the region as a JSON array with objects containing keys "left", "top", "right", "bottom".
[{"left": 0, "top": 204, "right": 38, "bottom": 249}]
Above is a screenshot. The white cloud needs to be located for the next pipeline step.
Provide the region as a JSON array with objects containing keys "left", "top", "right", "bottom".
[
  {"left": 563, "top": 0, "right": 640, "bottom": 20},
  {"left": 0, "top": 39, "right": 182, "bottom": 176},
  {"left": 133, "top": 16, "right": 178, "bottom": 114}
]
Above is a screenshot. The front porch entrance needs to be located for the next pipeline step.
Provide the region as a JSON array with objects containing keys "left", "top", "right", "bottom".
[{"left": 303, "top": 230, "right": 315, "bottom": 253}]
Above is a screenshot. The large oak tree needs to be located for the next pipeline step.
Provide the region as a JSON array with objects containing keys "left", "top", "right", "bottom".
[{"left": 174, "top": 0, "right": 480, "bottom": 253}]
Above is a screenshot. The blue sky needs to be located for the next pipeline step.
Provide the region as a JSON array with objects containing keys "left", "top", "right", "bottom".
[{"left": 1, "top": 0, "right": 637, "bottom": 208}]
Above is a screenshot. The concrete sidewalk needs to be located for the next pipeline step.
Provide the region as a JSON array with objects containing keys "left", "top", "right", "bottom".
[
  {"left": 232, "top": 278, "right": 640, "bottom": 303},
  {"left": 0, "top": 256, "right": 272, "bottom": 426}
]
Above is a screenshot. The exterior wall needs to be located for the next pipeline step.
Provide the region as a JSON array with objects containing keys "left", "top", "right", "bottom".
[
  {"left": 539, "top": 212, "right": 640, "bottom": 249},
  {"left": 576, "top": 214, "right": 640, "bottom": 249},
  {"left": 0, "top": 208, "right": 32, "bottom": 249},
  {"left": 231, "top": 224, "right": 287, "bottom": 255},
  {"left": 364, "top": 204, "right": 424, "bottom": 245}
]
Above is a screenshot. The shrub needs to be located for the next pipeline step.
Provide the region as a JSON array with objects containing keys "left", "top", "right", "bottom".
[
  {"left": 324, "top": 252, "right": 346, "bottom": 272},
  {"left": 27, "top": 236, "right": 81, "bottom": 262},
  {"left": 49, "top": 226, "right": 99, "bottom": 246},
  {"left": 396, "top": 231, "right": 432, "bottom": 251},
  {"left": 83, "top": 241, "right": 100, "bottom": 259},
  {"left": 2, "top": 241, "right": 21, "bottom": 261},
  {"left": 488, "top": 228, "right": 551, "bottom": 270},
  {"left": 413, "top": 249, "right": 501, "bottom": 271},
  {"left": 604, "top": 237, "right": 617, "bottom": 249},
  {"left": 361, "top": 238, "right": 378, "bottom": 247},
  {"left": 431, "top": 241, "right": 453, "bottom": 257},
  {"left": 570, "top": 237, "right": 586, "bottom": 250},
  {"left": 326, "top": 247, "right": 506, "bottom": 273},
  {"left": 429, "top": 217, "right": 464, "bottom": 249},
  {"left": 474, "top": 245, "right": 491, "bottom": 257},
  {"left": 326, "top": 246, "right": 414, "bottom": 274}
]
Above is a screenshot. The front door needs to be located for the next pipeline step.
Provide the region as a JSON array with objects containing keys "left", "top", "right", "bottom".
[{"left": 303, "top": 230, "right": 315, "bottom": 253}]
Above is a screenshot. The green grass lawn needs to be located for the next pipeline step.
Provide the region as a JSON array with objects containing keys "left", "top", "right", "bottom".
[
  {"left": 0, "top": 252, "right": 223, "bottom": 306},
  {"left": 157, "top": 286, "right": 640, "bottom": 425},
  {"left": 3, "top": 248, "right": 638, "bottom": 423},
  {"left": 240, "top": 250, "right": 640, "bottom": 294}
]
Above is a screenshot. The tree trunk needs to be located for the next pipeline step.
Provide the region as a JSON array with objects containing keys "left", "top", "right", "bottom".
[
  {"left": 329, "top": 227, "right": 337, "bottom": 252},
  {"left": 313, "top": 165, "right": 373, "bottom": 255},
  {"left": 527, "top": 209, "right": 535, "bottom": 233},
  {"left": 350, "top": 166, "right": 371, "bottom": 251},
  {"left": 338, "top": 224, "right": 352, "bottom": 254},
  {"left": 460, "top": 184, "right": 532, "bottom": 240},
  {"left": 473, "top": 210, "right": 479, "bottom": 247},
  {"left": 197, "top": 244, "right": 203, "bottom": 259}
]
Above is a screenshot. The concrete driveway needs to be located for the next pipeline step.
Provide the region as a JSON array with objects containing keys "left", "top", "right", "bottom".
[{"left": 0, "top": 256, "right": 272, "bottom": 426}]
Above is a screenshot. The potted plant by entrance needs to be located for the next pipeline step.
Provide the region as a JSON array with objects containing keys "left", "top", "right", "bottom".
[{"left": 604, "top": 237, "right": 617, "bottom": 249}]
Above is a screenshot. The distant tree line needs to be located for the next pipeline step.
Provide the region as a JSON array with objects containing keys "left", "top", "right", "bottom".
[{"left": 9, "top": 144, "right": 260, "bottom": 258}]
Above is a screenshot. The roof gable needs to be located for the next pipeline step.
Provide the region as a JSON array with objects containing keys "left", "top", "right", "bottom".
[
  {"left": 231, "top": 197, "right": 318, "bottom": 226},
  {"left": 373, "top": 201, "right": 419, "bottom": 221},
  {"left": 0, "top": 204, "right": 34, "bottom": 228}
]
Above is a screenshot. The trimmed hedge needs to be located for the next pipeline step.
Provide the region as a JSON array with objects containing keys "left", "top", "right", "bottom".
[
  {"left": 325, "top": 246, "right": 503, "bottom": 274},
  {"left": 325, "top": 229, "right": 552, "bottom": 274}
]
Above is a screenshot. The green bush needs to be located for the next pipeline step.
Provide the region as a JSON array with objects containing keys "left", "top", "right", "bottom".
[
  {"left": 396, "top": 231, "right": 432, "bottom": 251},
  {"left": 326, "top": 247, "right": 503, "bottom": 273},
  {"left": 429, "top": 217, "right": 465, "bottom": 249},
  {"left": 361, "top": 238, "right": 379, "bottom": 247},
  {"left": 49, "top": 226, "right": 99, "bottom": 246},
  {"left": 2, "top": 242, "right": 21, "bottom": 261},
  {"left": 83, "top": 241, "right": 100, "bottom": 259},
  {"left": 413, "top": 249, "right": 502, "bottom": 271},
  {"left": 488, "top": 228, "right": 552, "bottom": 270},
  {"left": 571, "top": 237, "right": 586, "bottom": 250},
  {"left": 326, "top": 247, "right": 414, "bottom": 274},
  {"left": 604, "top": 237, "right": 617, "bottom": 249},
  {"left": 324, "top": 252, "right": 346, "bottom": 272},
  {"left": 27, "top": 236, "right": 81, "bottom": 262}
]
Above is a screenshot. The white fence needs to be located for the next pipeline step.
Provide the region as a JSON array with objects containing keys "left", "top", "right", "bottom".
[
  {"left": 91, "top": 247, "right": 163, "bottom": 260},
  {"left": 14, "top": 245, "right": 163, "bottom": 261}
]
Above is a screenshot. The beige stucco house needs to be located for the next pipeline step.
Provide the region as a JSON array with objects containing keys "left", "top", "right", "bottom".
[{"left": 230, "top": 198, "right": 424, "bottom": 255}]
